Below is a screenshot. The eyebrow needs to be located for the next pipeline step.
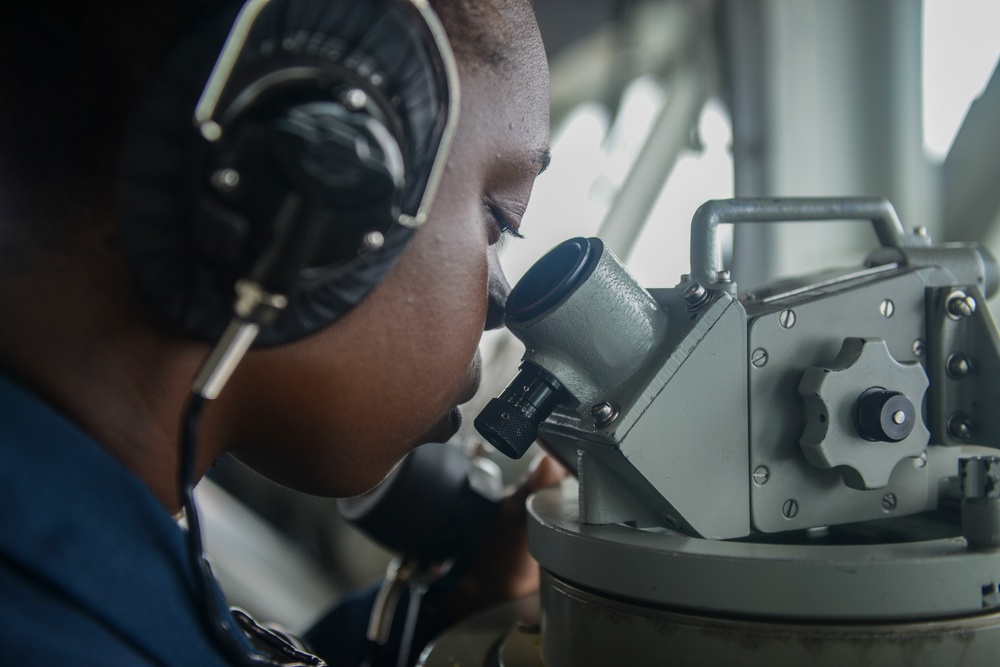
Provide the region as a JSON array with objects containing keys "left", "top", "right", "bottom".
[{"left": 537, "top": 148, "right": 552, "bottom": 175}]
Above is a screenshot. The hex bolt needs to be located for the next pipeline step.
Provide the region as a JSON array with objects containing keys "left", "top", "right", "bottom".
[
  {"left": 751, "top": 348, "right": 769, "bottom": 368},
  {"left": 912, "top": 339, "right": 925, "bottom": 357},
  {"left": 682, "top": 283, "right": 710, "bottom": 310},
  {"left": 779, "top": 309, "right": 796, "bottom": 329},
  {"left": 591, "top": 402, "right": 619, "bottom": 429},
  {"left": 211, "top": 168, "right": 240, "bottom": 193},
  {"left": 949, "top": 414, "right": 975, "bottom": 440},
  {"left": 947, "top": 353, "right": 973, "bottom": 379},
  {"left": 947, "top": 292, "right": 977, "bottom": 319},
  {"left": 782, "top": 499, "right": 798, "bottom": 519},
  {"left": 879, "top": 299, "right": 895, "bottom": 319},
  {"left": 363, "top": 231, "right": 385, "bottom": 252},
  {"left": 752, "top": 466, "right": 770, "bottom": 486},
  {"left": 882, "top": 493, "right": 897, "bottom": 512}
]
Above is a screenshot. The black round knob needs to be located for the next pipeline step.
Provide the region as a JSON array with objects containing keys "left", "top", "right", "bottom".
[
  {"left": 854, "top": 387, "right": 916, "bottom": 443},
  {"left": 474, "top": 362, "right": 566, "bottom": 459}
]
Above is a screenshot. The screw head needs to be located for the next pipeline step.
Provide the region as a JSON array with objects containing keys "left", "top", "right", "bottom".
[
  {"left": 362, "top": 231, "right": 385, "bottom": 252},
  {"left": 912, "top": 339, "right": 926, "bottom": 357},
  {"left": 211, "top": 168, "right": 240, "bottom": 192},
  {"left": 342, "top": 88, "right": 369, "bottom": 110},
  {"left": 751, "top": 348, "right": 769, "bottom": 368},
  {"left": 682, "top": 283, "right": 709, "bottom": 309},
  {"left": 879, "top": 299, "right": 895, "bottom": 319},
  {"left": 949, "top": 414, "right": 975, "bottom": 440},
  {"left": 591, "top": 402, "right": 619, "bottom": 429},
  {"left": 914, "top": 225, "right": 929, "bottom": 238},
  {"left": 779, "top": 309, "right": 796, "bottom": 329},
  {"left": 782, "top": 499, "right": 799, "bottom": 519},
  {"left": 716, "top": 270, "right": 732, "bottom": 283},
  {"left": 881, "top": 493, "right": 897, "bottom": 511},
  {"left": 753, "top": 466, "right": 770, "bottom": 486},
  {"left": 947, "top": 292, "right": 977, "bottom": 319},
  {"left": 947, "top": 353, "right": 972, "bottom": 379}
]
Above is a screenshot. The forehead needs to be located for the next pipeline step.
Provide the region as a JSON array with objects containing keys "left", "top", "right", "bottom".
[
  {"left": 452, "top": 12, "right": 550, "bottom": 168},
  {"left": 434, "top": 0, "right": 539, "bottom": 72}
]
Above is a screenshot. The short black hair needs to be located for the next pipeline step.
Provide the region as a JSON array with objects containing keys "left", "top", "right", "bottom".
[
  {"left": 0, "top": 0, "right": 536, "bottom": 271},
  {"left": 0, "top": 0, "right": 212, "bottom": 265}
]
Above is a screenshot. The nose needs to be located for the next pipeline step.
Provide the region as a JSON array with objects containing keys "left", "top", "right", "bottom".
[{"left": 485, "top": 247, "right": 510, "bottom": 330}]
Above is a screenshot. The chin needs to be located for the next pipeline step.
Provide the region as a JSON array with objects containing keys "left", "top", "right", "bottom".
[
  {"left": 336, "top": 408, "right": 464, "bottom": 497},
  {"left": 415, "top": 354, "right": 478, "bottom": 446},
  {"left": 418, "top": 404, "right": 464, "bottom": 446}
]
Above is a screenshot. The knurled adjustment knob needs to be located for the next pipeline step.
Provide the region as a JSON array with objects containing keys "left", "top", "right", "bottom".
[
  {"left": 475, "top": 399, "right": 541, "bottom": 460},
  {"left": 474, "top": 362, "right": 567, "bottom": 460},
  {"left": 798, "top": 338, "right": 929, "bottom": 490}
]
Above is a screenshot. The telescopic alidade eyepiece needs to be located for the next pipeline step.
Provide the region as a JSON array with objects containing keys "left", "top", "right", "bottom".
[
  {"left": 475, "top": 362, "right": 567, "bottom": 459},
  {"left": 475, "top": 237, "right": 668, "bottom": 459}
]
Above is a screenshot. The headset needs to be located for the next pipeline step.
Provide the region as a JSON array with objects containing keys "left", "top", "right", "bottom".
[
  {"left": 117, "top": 0, "right": 458, "bottom": 347},
  {"left": 114, "top": 1, "right": 459, "bottom": 664}
]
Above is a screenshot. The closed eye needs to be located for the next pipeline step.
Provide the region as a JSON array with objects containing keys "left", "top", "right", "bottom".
[{"left": 485, "top": 202, "right": 525, "bottom": 244}]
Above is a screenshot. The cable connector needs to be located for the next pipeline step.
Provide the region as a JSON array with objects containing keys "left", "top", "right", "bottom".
[{"left": 193, "top": 280, "right": 289, "bottom": 400}]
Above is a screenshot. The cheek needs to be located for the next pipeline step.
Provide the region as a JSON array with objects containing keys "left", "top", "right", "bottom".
[
  {"left": 219, "top": 204, "right": 492, "bottom": 494},
  {"left": 363, "top": 205, "right": 491, "bottom": 410},
  {"left": 352, "top": 214, "right": 494, "bottom": 434},
  {"left": 393, "top": 210, "right": 491, "bottom": 347}
]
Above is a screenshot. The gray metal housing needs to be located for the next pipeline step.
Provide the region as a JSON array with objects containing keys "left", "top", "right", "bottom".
[{"left": 522, "top": 198, "right": 1000, "bottom": 540}]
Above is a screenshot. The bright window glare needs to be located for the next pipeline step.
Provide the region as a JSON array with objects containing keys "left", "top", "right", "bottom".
[
  {"left": 479, "top": 80, "right": 734, "bottom": 414},
  {"left": 594, "top": 75, "right": 668, "bottom": 203},
  {"left": 626, "top": 100, "right": 734, "bottom": 287},
  {"left": 922, "top": 0, "right": 1000, "bottom": 161},
  {"left": 501, "top": 76, "right": 668, "bottom": 286},
  {"left": 502, "top": 77, "right": 733, "bottom": 289},
  {"left": 478, "top": 103, "right": 609, "bottom": 369},
  {"left": 498, "top": 103, "right": 609, "bottom": 284}
]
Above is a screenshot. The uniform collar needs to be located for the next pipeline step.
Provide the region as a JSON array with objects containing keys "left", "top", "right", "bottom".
[{"left": 0, "top": 374, "right": 243, "bottom": 666}]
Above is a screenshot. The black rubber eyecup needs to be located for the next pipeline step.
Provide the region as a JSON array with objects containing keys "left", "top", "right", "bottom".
[{"left": 505, "top": 237, "right": 603, "bottom": 326}]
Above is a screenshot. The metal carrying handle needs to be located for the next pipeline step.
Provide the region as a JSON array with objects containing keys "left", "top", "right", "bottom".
[{"left": 689, "top": 197, "right": 907, "bottom": 285}]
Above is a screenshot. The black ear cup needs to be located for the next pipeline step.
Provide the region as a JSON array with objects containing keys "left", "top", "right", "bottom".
[{"left": 116, "top": 0, "right": 456, "bottom": 345}]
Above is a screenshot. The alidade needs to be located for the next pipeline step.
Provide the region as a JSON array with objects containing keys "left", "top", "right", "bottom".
[{"left": 457, "top": 198, "right": 1000, "bottom": 666}]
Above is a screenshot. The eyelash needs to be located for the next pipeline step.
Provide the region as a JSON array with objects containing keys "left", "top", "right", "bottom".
[{"left": 487, "top": 204, "right": 525, "bottom": 242}]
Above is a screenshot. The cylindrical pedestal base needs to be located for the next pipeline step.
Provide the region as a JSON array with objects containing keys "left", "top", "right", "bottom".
[{"left": 540, "top": 571, "right": 1000, "bottom": 667}]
